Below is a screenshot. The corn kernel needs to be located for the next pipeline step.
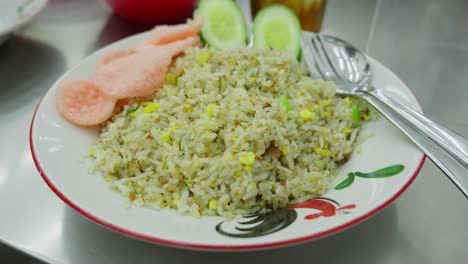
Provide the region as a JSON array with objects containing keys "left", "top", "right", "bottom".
[
  {"left": 309, "top": 105, "right": 320, "bottom": 111},
  {"left": 239, "top": 152, "right": 255, "bottom": 166},
  {"left": 128, "top": 107, "right": 143, "bottom": 118},
  {"left": 104, "top": 175, "right": 115, "bottom": 182},
  {"left": 160, "top": 199, "right": 169, "bottom": 208},
  {"left": 161, "top": 128, "right": 173, "bottom": 143},
  {"left": 322, "top": 99, "right": 332, "bottom": 107},
  {"left": 165, "top": 73, "right": 177, "bottom": 84},
  {"left": 300, "top": 109, "right": 315, "bottom": 120},
  {"left": 342, "top": 127, "right": 353, "bottom": 134},
  {"left": 208, "top": 199, "right": 218, "bottom": 210},
  {"left": 280, "top": 146, "right": 289, "bottom": 155},
  {"left": 88, "top": 148, "right": 95, "bottom": 156},
  {"left": 197, "top": 49, "right": 212, "bottom": 66},
  {"left": 315, "top": 161, "right": 323, "bottom": 169},
  {"left": 205, "top": 104, "right": 216, "bottom": 117},
  {"left": 143, "top": 103, "right": 161, "bottom": 113},
  {"left": 314, "top": 148, "right": 336, "bottom": 158},
  {"left": 357, "top": 147, "right": 362, "bottom": 155}
]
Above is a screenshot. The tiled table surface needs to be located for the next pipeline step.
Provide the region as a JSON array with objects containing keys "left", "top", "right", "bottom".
[{"left": 0, "top": 0, "right": 467, "bottom": 263}]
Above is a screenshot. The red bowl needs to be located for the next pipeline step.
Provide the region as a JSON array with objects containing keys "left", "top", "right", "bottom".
[{"left": 105, "top": 0, "right": 199, "bottom": 25}]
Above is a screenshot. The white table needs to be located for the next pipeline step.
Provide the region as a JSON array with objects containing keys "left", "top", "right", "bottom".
[{"left": 1, "top": 0, "right": 467, "bottom": 263}]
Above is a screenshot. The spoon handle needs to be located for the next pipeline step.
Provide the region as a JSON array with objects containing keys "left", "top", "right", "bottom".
[
  {"left": 368, "top": 89, "right": 468, "bottom": 167},
  {"left": 360, "top": 92, "right": 468, "bottom": 198}
]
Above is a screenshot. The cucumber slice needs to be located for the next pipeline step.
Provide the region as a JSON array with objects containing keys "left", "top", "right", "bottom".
[
  {"left": 195, "top": 0, "right": 248, "bottom": 49},
  {"left": 253, "top": 4, "right": 302, "bottom": 58}
]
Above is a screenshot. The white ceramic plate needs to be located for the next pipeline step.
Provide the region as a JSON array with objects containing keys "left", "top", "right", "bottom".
[
  {"left": 0, "top": 0, "right": 48, "bottom": 44},
  {"left": 30, "top": 31, "right": 425, "bottom": 250}
]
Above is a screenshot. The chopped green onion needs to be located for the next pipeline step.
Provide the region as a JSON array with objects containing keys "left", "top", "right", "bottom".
[
  {"left": 352, "top": 104, "right": 360, "bottom": 125},
  {"left": 280, "top": 95, "right": 293, "bottom": 112}
]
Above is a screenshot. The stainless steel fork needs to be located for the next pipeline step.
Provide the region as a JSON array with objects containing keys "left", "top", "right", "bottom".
[{"left": 301, "top": 32, "right": 468, "bottom": 198}]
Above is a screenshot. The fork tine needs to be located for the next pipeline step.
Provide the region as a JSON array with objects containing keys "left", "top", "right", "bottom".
[{"left": 300, "top": 33, "right": 325, "bottom": 80}]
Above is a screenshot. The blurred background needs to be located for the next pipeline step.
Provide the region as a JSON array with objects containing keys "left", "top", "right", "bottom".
[{"left": 0, "top": 0, "right": 467, "bottom": 263}]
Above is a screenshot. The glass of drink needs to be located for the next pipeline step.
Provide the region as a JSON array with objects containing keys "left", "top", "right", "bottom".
[{"left": 251, "top": 0, "right": 327, "bottom": 32}]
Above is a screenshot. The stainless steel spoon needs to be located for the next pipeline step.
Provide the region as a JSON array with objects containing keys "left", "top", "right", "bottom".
[{"left": 301, "top": 32, "right": 468, "bottom": 198}]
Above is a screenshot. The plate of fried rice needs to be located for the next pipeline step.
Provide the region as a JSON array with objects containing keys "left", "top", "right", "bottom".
[{"left": 30, "top": 28, "right": 425, "bottom": 250}]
